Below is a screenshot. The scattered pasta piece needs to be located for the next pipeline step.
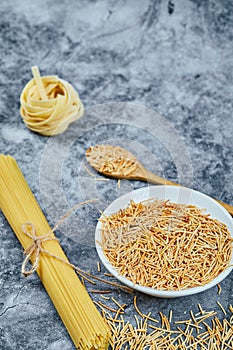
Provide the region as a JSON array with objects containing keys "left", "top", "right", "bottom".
[
  {"left": 83, "top": 162, "right": 110, "bottom": 182},
  {"left": 217, "top": 283, "right": 222, "bottom": 295},
  {"left": 95, "top": 177, "right": 110, "bottom": 182},
  {"left": 83, "top": 163, "right": 95, "bottom": 177},
  {"left": 169, "top": 310, "right": 173, "bottom": 323},
  {"left": 217, "top": 301, "right": 227, "bottom": 315},
  {"left": 20, "top": 66, "right": 84, "bottom": 136}
]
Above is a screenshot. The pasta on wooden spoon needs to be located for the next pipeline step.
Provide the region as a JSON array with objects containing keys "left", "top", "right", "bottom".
[{"left": 86, "top": 144, "right": 233, "bottom": 216}]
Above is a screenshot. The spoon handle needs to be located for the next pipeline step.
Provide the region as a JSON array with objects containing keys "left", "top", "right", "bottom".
[
  {"left": 145, "top": 170, "right": 233, "bottom": 216},
  {"left": 216, "top": 200, "right": 233, "bottom": 216},
  {"left": 145, "top": 170, "right": 179, "bottom": 187}
]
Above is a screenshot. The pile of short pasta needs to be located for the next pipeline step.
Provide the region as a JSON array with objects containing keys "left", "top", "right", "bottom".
[
  {"left": 100, "top": 199, "right": 232, "bottom": 290},
  {"left": 94, "top": 293, "right": 233, "bottom": 349}
]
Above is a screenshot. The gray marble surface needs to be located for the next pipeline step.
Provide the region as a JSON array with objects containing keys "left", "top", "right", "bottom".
[{"left": 0, "top": 0, "right": 233, "bottom": 349}]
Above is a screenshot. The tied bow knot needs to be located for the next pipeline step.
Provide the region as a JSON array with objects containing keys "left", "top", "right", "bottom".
[{"left": 21, "top": 222, "right": 58, "bottom": 276}]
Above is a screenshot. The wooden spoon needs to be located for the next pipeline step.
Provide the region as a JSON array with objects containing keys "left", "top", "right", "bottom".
[{"left": 86, "top": 144, "right": 233, "bottom": 216}]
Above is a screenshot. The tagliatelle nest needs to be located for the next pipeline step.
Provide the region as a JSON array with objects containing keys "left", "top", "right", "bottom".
[
  {"left": 20, "top": 67, "right": 84, "bottom": 136},
  {"left": 100, "top": 199, "right": 232, "bottom": 291}
]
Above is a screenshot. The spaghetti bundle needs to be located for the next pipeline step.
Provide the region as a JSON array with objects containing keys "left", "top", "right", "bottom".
[
  {"left": 0, "top": 155, "right": 111, "bottom": 349},
  {"left": 100, "top": 200, "right": 232, "bottom": 290},
  {"left": 20, "top": 66, "right": 84, "bottom": 136}
]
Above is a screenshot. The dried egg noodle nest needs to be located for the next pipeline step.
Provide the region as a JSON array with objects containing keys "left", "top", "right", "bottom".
[
  {"left": 20, "top": 75, "right": 84, "bottom": 136},
  {"left": 100, "top": 200, "right": 233, "bottom": 291}
]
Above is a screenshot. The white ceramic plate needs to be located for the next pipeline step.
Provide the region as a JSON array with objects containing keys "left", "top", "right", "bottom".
[{"left": 95, "top": 186, "right": 233, "bottom": 298}]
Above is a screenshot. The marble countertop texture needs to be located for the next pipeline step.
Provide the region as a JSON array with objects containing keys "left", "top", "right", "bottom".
[{"left": 0, "top": 0, "right": 233, "bottom": 349}]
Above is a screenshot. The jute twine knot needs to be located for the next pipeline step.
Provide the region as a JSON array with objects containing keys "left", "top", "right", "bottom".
[{"left": 21, "top": 222, "right": 58, "bottom": 276}]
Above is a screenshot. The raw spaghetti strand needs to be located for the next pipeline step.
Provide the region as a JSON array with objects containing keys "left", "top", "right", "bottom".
[{"left": 20, "top": 66, "right": 84, "bottom": 136}]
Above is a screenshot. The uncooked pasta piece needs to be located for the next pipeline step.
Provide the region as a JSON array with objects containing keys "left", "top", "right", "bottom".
[
  {"left": 20, "top": 66, "right": 84, "bottom": 136},
  {"left": 217, "top": 301, "right": 227, "bottom": 315}
]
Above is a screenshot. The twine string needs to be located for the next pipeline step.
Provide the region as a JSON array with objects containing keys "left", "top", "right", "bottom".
[{"left": 21, "top": 200, "right": 133, "bottom": 293}]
